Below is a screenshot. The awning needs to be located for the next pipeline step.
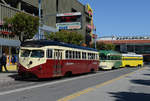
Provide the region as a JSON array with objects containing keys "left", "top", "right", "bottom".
[{"left": 0, "top": 38, "right": 21, "bottom": 47}]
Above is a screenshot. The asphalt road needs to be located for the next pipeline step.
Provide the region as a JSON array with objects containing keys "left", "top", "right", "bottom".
[{"left": 0, "top": 67, "right": 143, "bottom": 101}]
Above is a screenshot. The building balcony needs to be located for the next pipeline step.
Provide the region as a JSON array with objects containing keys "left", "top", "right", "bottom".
[
  {"left": 0, "top": 31, "right": 19, "bottom": 40},
  {"left": 0, "top": 2, "right": 38, "bottom": 22}
]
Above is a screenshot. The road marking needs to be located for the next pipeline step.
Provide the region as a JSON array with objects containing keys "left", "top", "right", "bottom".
[
  {"left": 0, "top": 67, "right": 125, "bottom": 96},
  {"left": 57, "top": 67, "right": 146, "bottom": 101},
  {"left": 58, "top": 88, "right": 95, "bottom": 101}
]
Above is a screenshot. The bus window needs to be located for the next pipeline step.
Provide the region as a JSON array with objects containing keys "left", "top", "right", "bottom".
[
  {"left": 73, "top": 51, "right": 75, "bottom": 59},
  {"left": 77, "top": 52, "right": 81, "bottom": 59},
  {"left": 66, "top": 51, "right": 69, "bottom": 59},
  {"left": 69, "top": 51, "right": 72, "bottom": 59},
  {"left": 82, "top": 52, "right": 86, "bottom": 59},
  {"left": 20, "top": 49, "right": 31, "bottom": 57},
  {"left": 47, "top": 49, "right": 53, "bottom": 58},
  {"left": 31, "top": 50, "right": 44, "bottom": 58},
  {"left": 99, "top": 53, "right": 106, "bottom": 60}
]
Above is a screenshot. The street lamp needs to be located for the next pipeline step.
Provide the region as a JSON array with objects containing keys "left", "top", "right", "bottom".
[
  {"left": 38, "top": 0, "right": 42, "bottom": 40},
  {"left": 94, "top": 26, "right": 97, "bottom": 49}
]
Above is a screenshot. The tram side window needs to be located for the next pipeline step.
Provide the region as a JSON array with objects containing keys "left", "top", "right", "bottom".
[
  {"left": 77, "top": 52, "right": 81, "bottom": 59},
  {"left": 88, "top": 53, "right": 92, "bottom": 60},
  {"left": 66, "top": 51, "right": 69, "bottom": 59},
  {"left": 73, "top": 51, "right": 75, "bottom": 59},
  {"left": 69, "top": 51, "right": 72, "bottom": 59},
  {"left": 96, "top": 54, "right": 98, "bottom": 60},
  {"left": 93, "top": 54, "right": 95, "bottom": 60},
  {"left": 47, "top": 49, "right": 53, "bottom": 58},
  {"left": 82, "top": 52, "right": 86, "bottom": 59}
]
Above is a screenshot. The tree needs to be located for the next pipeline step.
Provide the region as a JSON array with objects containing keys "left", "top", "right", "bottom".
[
  {"left": 105, "top": 43, "right": 116, "bottom": 50},
  {"left": 45, "top": 30, "right": 84, "bottom": 46},
  {"left": 4, "top": 12, "right": 39, "bottom": 41},
  {"left": 94, "top": 42, "right": 116, "bottom": 50}
]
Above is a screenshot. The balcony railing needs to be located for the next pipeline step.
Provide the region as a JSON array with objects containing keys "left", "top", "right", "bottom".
[
  {"left": 0, "top": 3, "right": 36, "bottom": 41},
  {"left": 0, "top": 3, "right": 21, "bottom": 20},
  {"left": 0, "top": 33, "right": 19, "bottom": 40}
]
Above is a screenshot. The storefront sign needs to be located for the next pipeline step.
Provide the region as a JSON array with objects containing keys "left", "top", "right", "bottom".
[
  {"left": 56, "top": 22, "right": 81, "bottom": 30},
  {"left": 0, "top": 31, "right": 12, "bottom": 35},
  {"left": 57, "top": 12, "right": 81, "bottom": 17}
]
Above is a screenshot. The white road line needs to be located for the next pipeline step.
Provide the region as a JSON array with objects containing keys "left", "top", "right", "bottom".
[{"left": 0, "top": 68, "right": 133, "bottom": 96}]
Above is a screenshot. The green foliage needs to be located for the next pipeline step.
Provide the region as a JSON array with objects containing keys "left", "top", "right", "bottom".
[
  {"left": 96, "top": 42, "right": 116, "bottom": 50},
  {"left": 45, "top": 30, "right": 84, "bottom": 46},
  {"left": 4, "top": 12, "right": 39, "bottom": 41}
]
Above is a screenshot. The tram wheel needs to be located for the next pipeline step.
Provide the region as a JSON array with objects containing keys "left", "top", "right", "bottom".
[
  {"left": 90, "top": 68, "right": 95, "bottom": 73},
  {"left": 65, "top": 71, "right": 72, "bottom": 77}
]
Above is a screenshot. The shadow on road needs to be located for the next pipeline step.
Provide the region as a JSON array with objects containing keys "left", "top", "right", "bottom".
[
  {"left": 131, "top": 79, "right": 150, "bottom": 86},
  {"left": 143, "top": 74, "right": 150, "bottom": 76},
  {"left": 7, "top": 72, "right": 96, "bottom": 82},
  {"left": 109, "top": 92, "right": 150, "bottom": 101}
]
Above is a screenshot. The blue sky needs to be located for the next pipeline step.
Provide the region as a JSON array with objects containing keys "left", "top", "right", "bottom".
[{"left": 80, "top": 0, "right": 150, "bottom": 37}]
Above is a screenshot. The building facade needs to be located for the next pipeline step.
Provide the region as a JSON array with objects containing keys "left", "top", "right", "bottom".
[
  {"left": 0, "top": 0, "right": 95, "bottom": 65},
  {"left": 97, "top": 36, "right": 150, "bottom": 62},
  {"left": 22, "top": 0, "right": 95, "bottom": 45}
]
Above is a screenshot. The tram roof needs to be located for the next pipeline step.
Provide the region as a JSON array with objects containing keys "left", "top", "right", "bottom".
[{"left": 21, "top": 40, "right": 98, "bottom": 52}]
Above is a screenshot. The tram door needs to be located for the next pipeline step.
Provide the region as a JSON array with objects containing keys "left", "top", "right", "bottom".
[{"left": 53, "top": 49, "right": 63, "bottom": 76}]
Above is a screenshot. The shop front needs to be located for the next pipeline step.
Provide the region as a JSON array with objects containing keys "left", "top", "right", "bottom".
[{"left": 0, "top": 38, "right": 21, "bottom": 71}]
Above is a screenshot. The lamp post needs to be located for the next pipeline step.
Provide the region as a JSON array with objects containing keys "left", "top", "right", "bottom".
[
  {"left": 94, "top": 26, "right": 97, "bottom": 49},
  {"left": 38, "top": 0, "right": 42, "bottom": 40}
]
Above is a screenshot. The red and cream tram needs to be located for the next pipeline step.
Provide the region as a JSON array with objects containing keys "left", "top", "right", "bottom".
[{"left": 18, "top": 40, "right": 99, "bottom": 78}]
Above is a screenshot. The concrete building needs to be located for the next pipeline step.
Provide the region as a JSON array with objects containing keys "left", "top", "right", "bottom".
[
  {"left": 0, "top": 0, "right": 95, "bottom": 67},
  {"left": 23, "top": 0, "right": 94, "bottom": 45},
  {"left": 97, "top": 36, "right": 150, "bottom": 62}
]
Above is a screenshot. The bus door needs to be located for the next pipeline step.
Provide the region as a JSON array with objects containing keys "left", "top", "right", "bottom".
[{"left": 53, "top": 49, "right": 63, "bottom": 76}]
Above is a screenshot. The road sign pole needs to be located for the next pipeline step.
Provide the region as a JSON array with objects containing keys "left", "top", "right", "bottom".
[{"left": 38, "top": 0, "right": 41, "bottom": 40}]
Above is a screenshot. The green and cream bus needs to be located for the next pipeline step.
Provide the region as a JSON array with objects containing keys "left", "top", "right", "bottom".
[{"left": 99, "top": 50, "right": 122, "bottom": 70}]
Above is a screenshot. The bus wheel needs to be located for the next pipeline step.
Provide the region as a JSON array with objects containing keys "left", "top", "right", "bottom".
[
  {"left": 138, "top": 65, "right": 142, "bottom": 68},
  {"left": 65, "top": 71, "right": 72, "bottom": 77},
  {"left": 90, "top": 68, "right": 95, "bottom": 73},
  {"left": 112, "top": 67, "right": 116, "bottom": 70},
  {"left": 126, "top": 65, "right": 130, "bottom": 67}
]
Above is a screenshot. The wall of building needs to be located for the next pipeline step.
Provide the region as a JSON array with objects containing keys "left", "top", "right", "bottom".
[
  {"left": 23, "top": 0, "right": 88, "bottom": 43},
  {"left": 1, "top": 0, "right": 93, "bottom": 45}
]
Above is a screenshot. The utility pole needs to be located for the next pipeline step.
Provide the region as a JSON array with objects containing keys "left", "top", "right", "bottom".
[
  {"left": 94, "top": 26, "right": 97, "bottom": 49},
  {"left": 38, "top": 0, "right": 42, "bottom": 40}
]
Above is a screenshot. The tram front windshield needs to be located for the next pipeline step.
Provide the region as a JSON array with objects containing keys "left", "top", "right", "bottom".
[{"left": 21, "top": 49, "right": 44, "bottom": 58}]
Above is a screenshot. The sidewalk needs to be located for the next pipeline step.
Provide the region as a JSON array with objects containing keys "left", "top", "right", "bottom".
[
  {"left": 0, "top": 64, "right": 17, "bottom": 88},
  {"left": 62, "top": 66, "right": 150, "bottom": 101},
  {"left": 2, "top": 64, "right": 17, "bottom": 72}
]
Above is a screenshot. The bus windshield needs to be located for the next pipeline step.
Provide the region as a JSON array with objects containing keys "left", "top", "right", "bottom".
[
  {"left": 20, "top": 49, "right": 44, "bottom": 58},
  {"left": 99, "top": 53, "right": 107, "bottom": 60},
  {"left": 31, "top": 50, "right": 44, "bottom": 58},
  {"left": 21, "top": 49, "right": 31, "bottom": 57}
]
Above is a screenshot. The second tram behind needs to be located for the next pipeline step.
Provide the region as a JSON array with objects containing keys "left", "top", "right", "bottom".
[
  {"left": 122, "top": 53, "right": 143, "bottom": 67},
  {"left": 18, "top": 40, "right": 99, "bottom": 78},
  {"left": 99, "top": 50, "right": 122, "bottom": 70}
]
